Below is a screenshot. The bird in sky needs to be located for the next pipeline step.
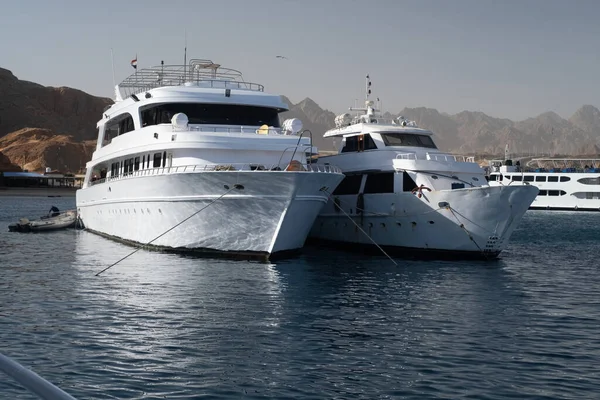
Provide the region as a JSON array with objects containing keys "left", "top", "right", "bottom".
[{"left": 275, "top": 55, "right": 288, "bottom": 60}]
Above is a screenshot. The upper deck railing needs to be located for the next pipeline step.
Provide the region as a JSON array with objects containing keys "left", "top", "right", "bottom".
[
  {"left": 395, "top": 152, "right": 475, "bottom": 163},
  {"left": 117, "top": 59, "right": 264, "bottom": 98}
]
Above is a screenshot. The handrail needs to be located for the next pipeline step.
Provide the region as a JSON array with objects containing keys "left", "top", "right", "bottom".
[
  {"left": 394, "top": 152, "right": 475, "bottom": 163},
  {"left": 89, "top": 163, "right": 342, "bottom": 186},
  {"left": 0, "top": 353, "right": 77, "bottom": 400}
]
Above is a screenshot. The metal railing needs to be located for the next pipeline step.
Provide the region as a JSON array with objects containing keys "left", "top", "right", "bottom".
[
  {"left": 89, "top": 163, "right": 341, "bottom": 186},
  {"left": 0, "top": 353, "right": 77, "bottom": 400},
  {"left": 187, "top": 125, "right": 283, "bottom": 135},
  {"left": 395, "top": 152, "right": 475, "bottom": 163},
  {"left": 117, "top": 60, "right": 264, "bottom": 98}
]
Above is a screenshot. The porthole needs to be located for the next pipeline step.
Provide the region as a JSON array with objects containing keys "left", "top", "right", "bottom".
[{"left": 431, "top": 175, "right": 439, "bottom": 179}]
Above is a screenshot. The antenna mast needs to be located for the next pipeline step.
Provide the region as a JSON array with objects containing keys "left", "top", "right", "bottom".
[
  {"left": 365, "top": 74, "right": 371, "bottom": 101},
  {"left": 183, "top": 30, "right": 187, "bottom": 81},
  {"left": 110, "top": 48, "right": 116, "bottom": 88}
]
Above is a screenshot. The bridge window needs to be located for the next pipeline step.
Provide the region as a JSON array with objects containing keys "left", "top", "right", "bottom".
[
  {"left": 364, "top": 173, "right": 394, "bottom": 194},
  {"left": 104, "top": 113, "right": 135, "bottom": 146},
  {"left": 381, "top": 133, "right": 437, "bottom": 149},
  {"left": 140, "top": 103, "right": 281, "bottom": 127},
  {"left": 333, "top": 174, "right": 362, "bottom": 195}
]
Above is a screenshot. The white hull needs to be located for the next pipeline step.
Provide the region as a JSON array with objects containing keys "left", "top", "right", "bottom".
[
  {"left": 310, "top": 185, "right": 539, "bottom": 258},
  {"left": 77, "top": 170, "right": 343, "bottom": 257}
]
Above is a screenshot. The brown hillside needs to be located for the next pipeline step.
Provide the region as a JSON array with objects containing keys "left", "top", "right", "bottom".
[
  {"left": 0, "top": 68, "right": 112, "bottom": 141},
  {"left": 0, "top": 128, "right": 95, "bottom": 172},
  {"left": 0, "top": 150, "right": 21, "bottom": 172}
]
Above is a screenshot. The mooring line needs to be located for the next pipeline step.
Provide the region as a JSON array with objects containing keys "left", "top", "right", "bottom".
[
  {"left": 320, "top": 188, "right": 398, "bottom": 266},
  {"left": 95, "top": 184, "right": 242, "bottom": 276}
]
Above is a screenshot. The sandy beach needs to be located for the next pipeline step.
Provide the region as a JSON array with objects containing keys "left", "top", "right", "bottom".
[{"left": 0, "top": 187, "right": 77, "bottom": 197}]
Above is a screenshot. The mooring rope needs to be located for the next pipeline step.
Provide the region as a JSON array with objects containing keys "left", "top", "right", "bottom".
[
  {"left": 95, "top": 184, "right": 243, "bottom": 276},
  {"left": 320, "top": 188, "right": 398, "bottom": 266}
]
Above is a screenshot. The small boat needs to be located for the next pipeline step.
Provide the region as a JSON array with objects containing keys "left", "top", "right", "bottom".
[{"left": 8, "top": 208, "right": 77, "bottom": 233}]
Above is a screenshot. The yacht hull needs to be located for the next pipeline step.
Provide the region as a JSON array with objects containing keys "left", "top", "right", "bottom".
[
  {"left": 309, "top": 185, "right": 538, "bottom": 259},
  {"left": 76, "top": 171, "right": 343, "bottom": 258}
]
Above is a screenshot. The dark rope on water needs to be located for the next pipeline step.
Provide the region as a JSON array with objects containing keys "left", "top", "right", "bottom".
[
  {"left": 95, "top": 184, "right": 242, "bottom": 276},
  {"left": 320, "top": 188, "right": 398, "bottom": 266}
]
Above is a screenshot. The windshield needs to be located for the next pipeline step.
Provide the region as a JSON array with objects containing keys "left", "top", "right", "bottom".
[
  {"left": 141, "top": 103, "right": 282, "bottom": 127},
  {"left": 381, "top": 133, "right": 437, "bottom": 149}
]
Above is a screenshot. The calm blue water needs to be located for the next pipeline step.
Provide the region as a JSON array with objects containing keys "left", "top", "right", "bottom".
[{"left": 1, "top": 196, "right": 599, "bottom": 399}]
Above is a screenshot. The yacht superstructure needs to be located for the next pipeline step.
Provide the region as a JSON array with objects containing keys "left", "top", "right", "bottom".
[
  {"left": 488, "top": 154, "right": 600, "bottom": 211},
  {"left": 310, "top": 76, "right": 538, "bottom": 258},
  {"left": 76, "top": 59, "right": 343, "bottom": 258}
]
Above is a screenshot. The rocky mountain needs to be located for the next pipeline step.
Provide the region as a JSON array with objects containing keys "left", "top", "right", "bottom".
[
  {"left": 0, "top": 150, "right": 20, "bottom": 172},
  {"left": 0, "top": 67, "right": 112, "bottom": 141},
  {"left": 2, "top": 65, "right": 600, "bottom": 173},
  {"left": 0, "top": 128, "right": 95, "bottom": 172}
]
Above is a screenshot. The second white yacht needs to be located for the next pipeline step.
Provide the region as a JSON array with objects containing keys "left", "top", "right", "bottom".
[
  {"left": 76, "top": 59, "right": 344, "bottom": 259},
  {"left": 310, "top": 76, "right": 538, "bottom": 259}
]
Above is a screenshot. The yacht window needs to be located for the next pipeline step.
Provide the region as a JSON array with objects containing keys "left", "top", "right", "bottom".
[
  {"left": 381, "top": 133, "right": 437, "bottom": 149},
  {"left": 505, "top": 175, "right": 511, "bottom": 180},
  {"left": 134, "top": 157, "right": 140, "bottom": 171},
  {"left": 341, "top": 136, "right": 359, "bottom": 153},
  {"left": 162, "top": 151, "right": 167, "bottom": 167},
  {"left": 363, "top": 134, "right": 378, "bottom": 150},
  {"left": 153, "top": 153, "right": 162, "bottom": 168},
  {"left": 124, "top": 159, "right": 130, "bottom": 175},
  {"left": 402, "top": 172, "right": 418, "bottom": 192},
  {"left": 578, "top": 177, "right": 600, "bottom": 185},
  {"left": 472, "top": 177, "right": 479, "bottom": 181},
  {"left": 452, "top": 183, "right": 465, "bottom": 189},
  {"left": 364, "top": 173, "right": 394, "bottom": 194},
  {"left": 142, "top": 155, "right": 146, "bottom": 169},
  {"left": 535, "top": 176, "right": 546, "bottom": 182},
  {"left": 488, "top": 175, "right": 497, "bottom": 181},
  {"left": 513, "top": 176, "right": 523, "bottom": 181},
  {"left": 548, "top": 176, "right": 558, "bottom": 182},
  {"left": 333, "top": 174, "right": 363, "bottom": 195},
  {"left": 140, "top": 103, "right": 281, "bottom": 127},
  {"left": 549, "top": 190, "right": 560, "bottom": 196},
  {"left": 539, "top": 190, "right": 547, "bottom": 196},
  {"left": 431, "top": 175, "right": 439, "bottom": 180},
  {"left": 559, "top": 176, "right": 571, "bottom": 182},
  {"left": 524, "top": 175, "right": 534, "bottom": 182},
  {"left": 104, "top": 113, "right": 135, "bottom": 145}
]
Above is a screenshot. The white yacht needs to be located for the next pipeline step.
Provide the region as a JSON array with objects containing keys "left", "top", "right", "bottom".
[
  {"left": 76, "top": 59, "right": 344, "bottom": 259},
  {"left": 488, "top": 153, "right": 600, "bottom": 211},
  {"left": 309, "top": 76, "right": 539, "bottom": 259}
]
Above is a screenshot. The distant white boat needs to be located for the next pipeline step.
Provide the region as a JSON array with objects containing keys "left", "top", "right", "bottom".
[
  {"left": 75, "top": 59, "right": 344, "bottom": 259},
  {"left": 488, "top": 156, "right": 600, "bottom": 211},
  {"left": 310, "top": 75, "right": 538, "bottom": 259}
]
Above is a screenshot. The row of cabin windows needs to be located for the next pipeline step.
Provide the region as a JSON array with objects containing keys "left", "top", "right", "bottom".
[
  {"left": 511, "top": 175, "right": 570, "bottom": 182},
  {"left": 332, "top": 172, "right": 418, "bottom": 195},
  {"left": 538, "top": 190, "right": 567, "bottom": 196},
  {"left": 491, "top": 175, "right": 571, "bottom": 182},
  {"left": 109, "top": 152, "right": 168, "bottom": 177}
]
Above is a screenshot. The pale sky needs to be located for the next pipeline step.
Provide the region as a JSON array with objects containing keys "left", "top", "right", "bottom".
[{"left": 1, "top": 0, "right": 599, "bottom": 121}]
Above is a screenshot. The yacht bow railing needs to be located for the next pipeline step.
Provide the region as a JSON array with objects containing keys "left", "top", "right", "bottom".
[
  {"left": 395, "top": 152, "right": 475, "bottom": 163},
  {"left": 89, "top": 163, "right": 341, "bottom": 186}
]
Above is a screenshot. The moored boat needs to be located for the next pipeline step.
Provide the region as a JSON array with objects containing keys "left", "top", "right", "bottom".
[
  {"left": 75, "top": 58, "right": 344, "bottom": 259},
  {"left": 310, "top": 75, "right": 539, "bottom": 259}
]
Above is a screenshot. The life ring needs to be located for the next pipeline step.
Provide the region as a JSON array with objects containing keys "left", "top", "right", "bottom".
[{"left": 411, "top": 184, "right": 432, "bottom": 199}]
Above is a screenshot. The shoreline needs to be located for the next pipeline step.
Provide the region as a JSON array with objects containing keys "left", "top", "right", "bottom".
[{"left": 0, "top": 187, "right": 77, "bottom": 197}]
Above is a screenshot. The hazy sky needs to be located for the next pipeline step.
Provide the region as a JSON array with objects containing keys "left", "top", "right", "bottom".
[{"left": 1, "top": 0, "right": 599, "bottom": 120}]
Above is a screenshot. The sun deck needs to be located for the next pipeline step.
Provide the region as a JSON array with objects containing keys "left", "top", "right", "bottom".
[{"left": 116, "top": 59, "right": 264, "bottom": 100}]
